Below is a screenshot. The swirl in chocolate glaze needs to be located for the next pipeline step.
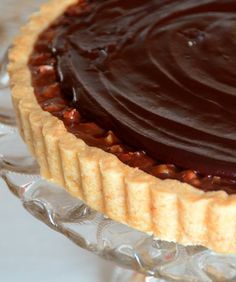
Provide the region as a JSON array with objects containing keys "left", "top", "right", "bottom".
[{"left": 53, "top": 0, "right": 236, "bottom": 179}]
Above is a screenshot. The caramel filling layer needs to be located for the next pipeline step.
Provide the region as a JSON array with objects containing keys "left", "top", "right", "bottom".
[{"left": 29, "top": 0, "right": 236, "bottom": 193}]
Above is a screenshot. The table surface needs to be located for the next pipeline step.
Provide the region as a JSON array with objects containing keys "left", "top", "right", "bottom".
[{"left": 0, "top": 1, "right": 115, "bottom": 281}]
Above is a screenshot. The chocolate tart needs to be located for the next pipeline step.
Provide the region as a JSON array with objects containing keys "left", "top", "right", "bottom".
[{"left": 8, "top": 0, "right": 236, "bottom": 253}]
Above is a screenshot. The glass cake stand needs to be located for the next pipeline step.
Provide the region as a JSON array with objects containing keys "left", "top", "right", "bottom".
[{"left": 1, "top": 2, "right": 236, "bottom": 281}]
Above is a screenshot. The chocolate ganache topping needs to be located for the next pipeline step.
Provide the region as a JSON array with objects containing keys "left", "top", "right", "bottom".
[{"left": 53, "top": 0, "right": 236, "bottom": 179}]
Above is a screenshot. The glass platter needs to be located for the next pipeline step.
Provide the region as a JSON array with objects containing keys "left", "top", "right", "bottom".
[{"left": 1, "top": 1, "right": 236, "bottom": 281}]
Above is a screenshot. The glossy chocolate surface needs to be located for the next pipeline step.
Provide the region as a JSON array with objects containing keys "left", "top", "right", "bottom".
[
  {"left": 29, "top": 0, "right": 236, "bottom": 193},
  {"left": 53, "top": 0, "right": 236, "bottom": 180}
]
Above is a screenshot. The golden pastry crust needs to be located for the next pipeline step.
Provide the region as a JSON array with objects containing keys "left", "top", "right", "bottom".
[{"left": 8, "top": 0, "right": 236, "bottom": 253}]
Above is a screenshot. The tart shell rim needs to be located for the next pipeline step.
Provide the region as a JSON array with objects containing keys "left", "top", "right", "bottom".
[{"left": 8, "top": 0, "right": 236, "bottom": 254}]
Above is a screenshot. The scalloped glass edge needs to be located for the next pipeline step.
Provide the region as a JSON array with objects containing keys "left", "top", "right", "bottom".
[{"left": 1, "top": 41, "right": 236, "bottom": 282}]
